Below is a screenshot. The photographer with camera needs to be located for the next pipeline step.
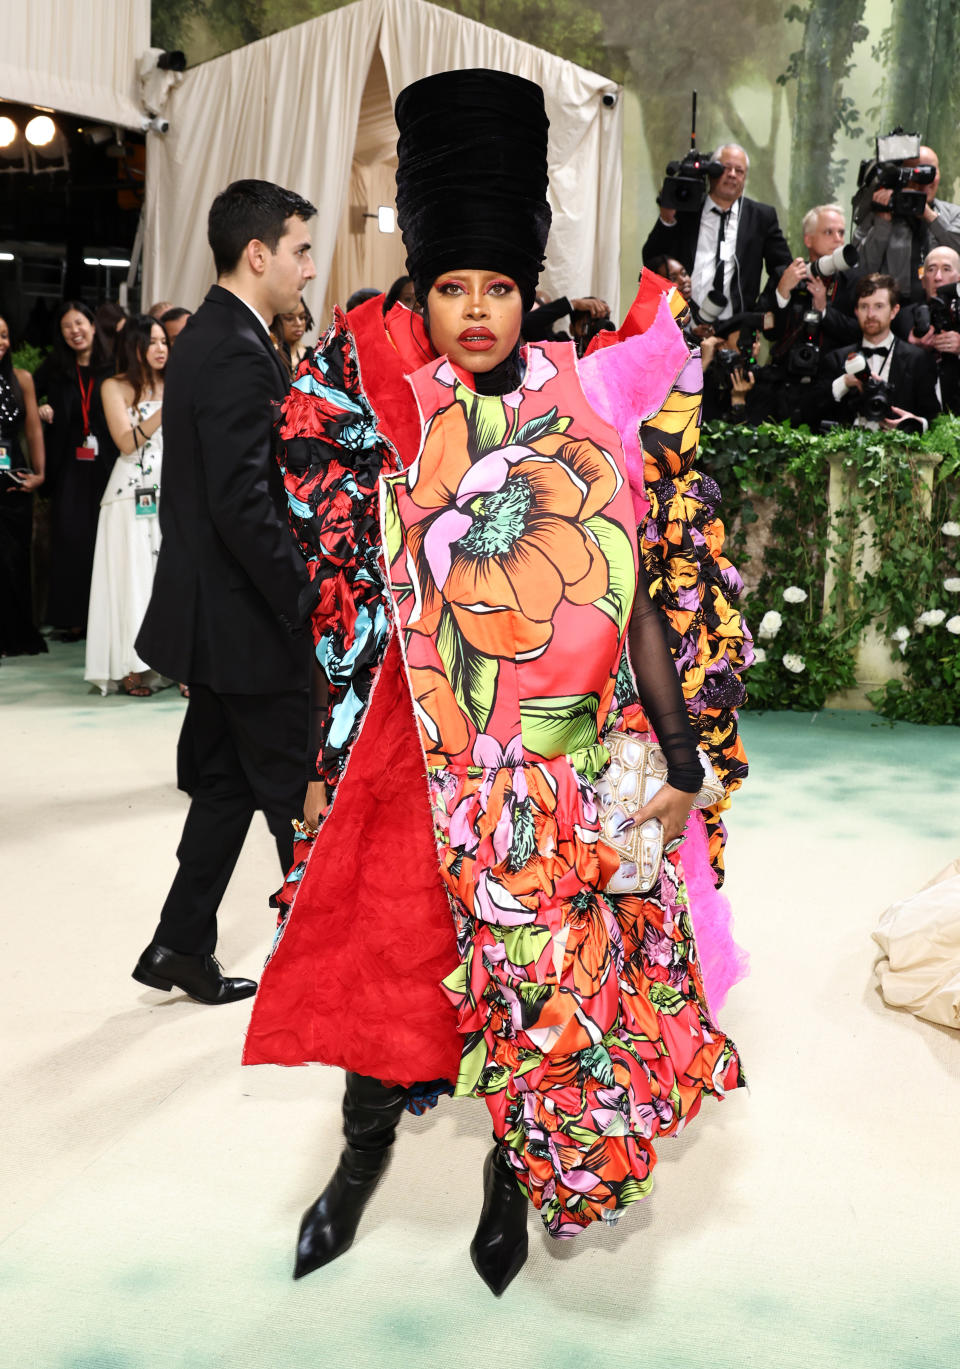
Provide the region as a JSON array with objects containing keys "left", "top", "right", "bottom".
[
  {"left": 853, "top": 136, "right": 960, "bottom": 303},
  {"left": 766, "top": 205, "right": 861, "bottom": 352},
  {"left": 815, "top": 273, "right": 938, "bottom": 434},
  {"left": 700, "top": 313, "right": 767, "bottom": 424},
  {"left": 643, "top": 142, "right": 792, "bottom": 324},
  {"left": 896, "top": 246, "right": 960, "bottom": 412}
]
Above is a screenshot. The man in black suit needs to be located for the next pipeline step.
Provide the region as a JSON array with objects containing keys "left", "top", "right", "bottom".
[
  {"left": 815, "top": 273, "right": 939, "bottom": 433},
  {"left": 642, "top": 143, "right": 792, "bottom": 321},
  {"left": 133, "top": 179, "right": 317, "bottom": 1005}
]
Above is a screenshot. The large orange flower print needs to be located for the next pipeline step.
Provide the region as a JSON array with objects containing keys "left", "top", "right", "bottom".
[{"left": 406, "top": 399, "right": 622, "bottom": 662}]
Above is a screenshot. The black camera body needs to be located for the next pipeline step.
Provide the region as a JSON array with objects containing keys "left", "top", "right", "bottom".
[
  {"left": 661, "top": 148, "right": 724, "bottom": 212},
  {"left": 856, "top": 128, "right": 934, "bottom": 223},
  {"left": 914, "top": 282, "right": 960, "bottom": 336},
  {"left": 786, "top": 311, "right": 823, "bottom": 380}
]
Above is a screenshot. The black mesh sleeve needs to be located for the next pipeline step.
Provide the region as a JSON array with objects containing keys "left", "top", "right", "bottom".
[
  {"left": 307, "top": 657, "right": 329, "bottom": 783},
  {"left": 627, "top": 557, "right": 703, "bottom": 793}
]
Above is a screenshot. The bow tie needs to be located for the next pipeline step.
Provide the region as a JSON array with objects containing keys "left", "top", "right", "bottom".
[{"left": 862, "top": 345, "right": 890, "bottom": 357}]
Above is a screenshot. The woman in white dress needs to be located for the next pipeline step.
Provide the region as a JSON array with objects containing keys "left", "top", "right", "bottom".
[{"left": 85, "top": 316, "right": 167, "bottom": 696}]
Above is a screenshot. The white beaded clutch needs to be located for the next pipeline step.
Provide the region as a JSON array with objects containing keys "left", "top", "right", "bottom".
[{"left": 594, "top": 733, "right": 725, "bottom": 895}]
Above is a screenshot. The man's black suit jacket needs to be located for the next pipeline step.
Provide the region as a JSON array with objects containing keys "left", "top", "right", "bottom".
[
  {"left": 642, "top": 196, "right": 792, "bottom": 314},
  {"left": 136, "top": 285, "right": 308, "bottom": 694},
  {"left": 816, "top": 336, "right": 940, "bottom": 426}
]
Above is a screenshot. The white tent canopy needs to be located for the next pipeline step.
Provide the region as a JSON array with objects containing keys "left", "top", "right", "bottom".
[
  {"left": 142, "top": 0, "right": 622, "bottom": 320},
  {"left": 0, "top": 0, "right": 150, "bottom": 129}
]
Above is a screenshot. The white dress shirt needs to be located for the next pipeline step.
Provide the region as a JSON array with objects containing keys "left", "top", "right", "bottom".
[{"left": 690, "top": 195, "right": 742, "bottom": 319}]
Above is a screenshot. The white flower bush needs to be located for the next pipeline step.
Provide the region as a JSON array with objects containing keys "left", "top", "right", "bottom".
[
  {"left": 891, "top": 625, "right": 911, "bottom": 655},
  {"left": 782, "top": 652, "right": 806, "bottom": 673},
  {"left": 758, "top": 610, "right": 782, "bottom": 640},
  {"left": 916, "top": 609, "right": 947, "bottom": 628},
  {"left": 947, "top": 616, "right": 960, "bottom": 635},
  {"left": 753, "top": 647, "right": 767, "bottom": 664},
  {"left": 942, "top": 521, "right": 960, "bottom": 537},
  {"left": 944, "top": 577, "right": 960, "bottom": 593},
  {"left": 782, "top": 586, "right": 808, "bottom": 604}
]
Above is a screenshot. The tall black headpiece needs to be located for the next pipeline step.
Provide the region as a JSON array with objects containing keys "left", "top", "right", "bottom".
[{"left": 394, "top": 69, "right": 551, "bottom": 310}]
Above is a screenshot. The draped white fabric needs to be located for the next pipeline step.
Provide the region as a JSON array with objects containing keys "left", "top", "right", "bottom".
[
  {"left": 0, "top": 0, "right": 150, "bottom": 128},
  {"left": 142, "top": 0, "right": 622, "bottom": 318}
]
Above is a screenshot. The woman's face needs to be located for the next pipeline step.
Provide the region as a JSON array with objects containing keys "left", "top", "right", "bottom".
[
  {"left": 61, "top": 310, "right": 95, "bottom": 354},
  {"left": 280, "top": 305, "right": 307, "bottom": 344},
  {"left": 665, "top": 259, "right": 692, "bottom": 299},
  {"left": 426, "top": 270, "right": 523, "bottom": 374},
  {"left": 399, "top": 279, "right": 418, "bottom": 311},
  {"left": 0, "top": 318, "right": 9, "bottom": 362},
  {"left": 144, "top": 323, "right": 169, "bottom": 374}
]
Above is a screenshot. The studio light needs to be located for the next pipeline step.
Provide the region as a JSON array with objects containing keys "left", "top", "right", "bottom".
[
  {"left": 0, "top": 251, "right": 14, "bottom": 262},
  {"left": 25, "top": 115, "right": 56, "bottom": 147},
  {"left": 0, "top": 117, "right": 17, "bottom": 149},
  {"left": 84, "top": 256, "right": 131, "bottom": 268}
]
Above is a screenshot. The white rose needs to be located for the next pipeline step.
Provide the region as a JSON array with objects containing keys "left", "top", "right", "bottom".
[
  {"left": 946, "top": 616, "right": 960, "bottom": 635},
  {"left": 782, "top": 586, "right": 808, "bottom": 604},
  {"left": 944, "top": 578, "right": 960, "bottom": 593},
  {"left": 753, "top": 647, "right": 767, "bottom": 664},
  {"left": 942, "top": 521, "right": 960, "bottom": 537},
  {"left": 758, "top": 610, "right": 782, "bottom": 640},
  {"left": 916, "top": 609, "right": 947, "bottom": 627},
  {"left": 782, "top": 652, "right": 806, "bottom": 673},
  {"left": 891, "top": 626, "right": 911, "bottom": 642}
]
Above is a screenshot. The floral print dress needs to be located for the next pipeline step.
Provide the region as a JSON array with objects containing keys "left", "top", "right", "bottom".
[{"left": 379, "top": 343, "right": 743, "bottom": 1236}]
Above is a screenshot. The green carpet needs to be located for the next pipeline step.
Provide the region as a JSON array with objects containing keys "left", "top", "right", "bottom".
[{"left": 1, "top": 645, "right": 959, "bottom": 1368}]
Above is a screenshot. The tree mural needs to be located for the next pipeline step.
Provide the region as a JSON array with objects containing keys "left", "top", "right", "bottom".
[
  {"left": 880, "top": 0, "right": 960, "bottom": 202},
  {"left": 776, "top": 0, "right": 868, "bottom": 246}
]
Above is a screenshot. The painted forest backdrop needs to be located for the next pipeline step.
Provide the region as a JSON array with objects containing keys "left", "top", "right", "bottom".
[{"left": 152, "top": 0, "right": 960, "bottom": 306}]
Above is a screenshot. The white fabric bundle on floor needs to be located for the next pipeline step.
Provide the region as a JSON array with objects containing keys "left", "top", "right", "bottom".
[{"left": 873, "top": 858, "right": 960, "bottom": 1029}]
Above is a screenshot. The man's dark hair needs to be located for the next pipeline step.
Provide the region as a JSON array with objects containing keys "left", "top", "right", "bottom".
[
  {"left": 208, "top": 179, "right": 317, "bottom": 277},
  {"left": 158, "top": 306, "right": 192, "bottom": 324},
  {"left": 855, "top": 272, "right": 899, "bottom": 308}
]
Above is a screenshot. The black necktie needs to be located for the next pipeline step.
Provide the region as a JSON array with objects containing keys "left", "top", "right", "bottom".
[
  {"left": 862, "top": 345, "right": 889, "bottom": 358},
  {"left": 712, "top": 207, "right": 731, "bottom": 296}
]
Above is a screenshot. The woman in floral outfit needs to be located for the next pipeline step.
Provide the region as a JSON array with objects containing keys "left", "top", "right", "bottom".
[{"left": 244, "top": 69, "right": 748, "bottom": 1295}]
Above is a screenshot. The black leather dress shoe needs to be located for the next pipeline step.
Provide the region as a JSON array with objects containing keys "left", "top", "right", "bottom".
[{"left": 132, "top": 944, "right": 257, "bottom": 1004}]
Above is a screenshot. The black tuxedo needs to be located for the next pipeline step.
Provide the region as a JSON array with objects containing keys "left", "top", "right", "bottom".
[
  {"left": 643, "top": 196, "right": 792, "bottom": 314},
  {"left": 137, "top": 285, "right": 310, "bottom": 958},
  {"left": 816, "top": 336, "right": 940, "bottom": 427}
]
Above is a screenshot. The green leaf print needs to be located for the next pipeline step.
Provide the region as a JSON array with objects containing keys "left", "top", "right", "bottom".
[
  {"left": 459, "top": 389, "right": 510, "bottom": 457},
  {"left": 436, "top": 606, "right": 499, "bottom": 732},
  {"left": 514, "top": 406, "right": 572, "bottom": 446},
  {"left": 381, "top": 475, "right": 404, "bottom": 569},
  {"left": 502, "top": 923, "right": 552, "bottom": 972},
  {"left": 579, "top": 1044, "right": 616, "bottom": 1088},
  {"left": 584, "top": 514, "right": 635, "bottom": 634},
  {"left": 648, "top": 983, "right": 687, "bottom": 1016},
  {"left": 455, "top": 1031, "right": 489, "bottom": 1097},
  {"left": 519, "top": 691, "right": 600, "bottom": 759}
]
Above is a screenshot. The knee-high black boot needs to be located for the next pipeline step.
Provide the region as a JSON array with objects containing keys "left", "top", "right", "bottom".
[
  {"left": 470, "top": 1142, "right": 529, "bottom": 1296},
  {"left": 293, "top": 1071, "right": 408, "bottom": 1279}
]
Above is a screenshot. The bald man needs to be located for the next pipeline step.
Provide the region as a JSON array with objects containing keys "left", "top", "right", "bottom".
[
  {"left": 895, "top": 245, "right": 960, "bottom": 411},
  {"left": 853, "top": 144, "right": 960, "bottom": 302}
]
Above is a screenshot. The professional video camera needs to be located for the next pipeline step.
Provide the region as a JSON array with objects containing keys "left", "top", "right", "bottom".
[
  {"left": 856, "top": 128, "right": 936, "bottom": 222},
  {"left": 914, "top": 282, "right": 960, "bottom": 336},
  {"left": 659, "top": 91, "right": 723, "bottom": 214}
]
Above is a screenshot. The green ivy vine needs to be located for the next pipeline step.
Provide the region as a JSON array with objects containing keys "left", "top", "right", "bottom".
[{"left": 698, "top": 415, "right": 960, "bottom": 724}]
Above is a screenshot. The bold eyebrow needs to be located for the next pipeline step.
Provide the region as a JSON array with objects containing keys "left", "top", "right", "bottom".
[{"left": 294, "top": 240, "right": 311, "bottom": 253}]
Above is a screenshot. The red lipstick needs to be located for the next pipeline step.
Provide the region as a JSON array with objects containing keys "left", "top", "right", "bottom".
[{"left": 457, "top": 326, "right": 496, "bottom": 351}]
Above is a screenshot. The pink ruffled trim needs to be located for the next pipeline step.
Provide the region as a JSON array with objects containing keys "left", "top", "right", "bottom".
[{"left": 681, "top": 809, "right": 749, "bottom": 1016}]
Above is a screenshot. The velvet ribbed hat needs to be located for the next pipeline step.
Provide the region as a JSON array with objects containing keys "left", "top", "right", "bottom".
[{"left": 394, "top": 69, "right": 551, "bottom": 310}]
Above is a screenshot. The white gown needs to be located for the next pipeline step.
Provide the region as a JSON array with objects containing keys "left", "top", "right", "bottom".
[
  {"left": 84, "top": 400, "right": 164, "bottom": 694},
  {"left": 873, "top": 858, "right": 960, "bottom": 1030}
]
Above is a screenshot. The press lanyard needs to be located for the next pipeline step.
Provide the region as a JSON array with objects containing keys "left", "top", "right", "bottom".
[{"left": 77, "top": 365, "right": 94, "bottom": 438}]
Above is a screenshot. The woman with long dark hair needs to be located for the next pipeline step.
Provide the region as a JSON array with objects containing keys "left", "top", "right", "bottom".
[
  {"left": 0, "top": 313, "right": 47, "bottom": 656},
  {"left": 270, "top": 299, "right": 314, "bottom": 377},
  {"left": 85, "top": 315, "right": 167, "bottom": 695},
  {"left": 243, "top": 71, "right": 751, "bottom": 1295},
  {"left": 34, "top": 301, "right": 116, "bottom": 640}
]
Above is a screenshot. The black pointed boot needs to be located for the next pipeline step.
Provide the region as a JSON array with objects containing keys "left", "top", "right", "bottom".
[
  {"left": 293, "top": 1072, "right": 408, "bottom": 1280},
  {"left": 470, "top": 1143, "right": 529, "bottom": 1296}
]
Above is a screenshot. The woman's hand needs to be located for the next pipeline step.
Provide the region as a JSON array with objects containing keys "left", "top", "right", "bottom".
[
  {"left": 13, "top": 471, "right": 44, "bottom": 493},
  {"left": 303, "top": 779, "right": 329, "bottom": 830},
  {"left": 38, "top": 404, "right": 53, "bottom": 424},
  {"left": 629, "top": 783, "right": 695, "bottom": 846}
]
